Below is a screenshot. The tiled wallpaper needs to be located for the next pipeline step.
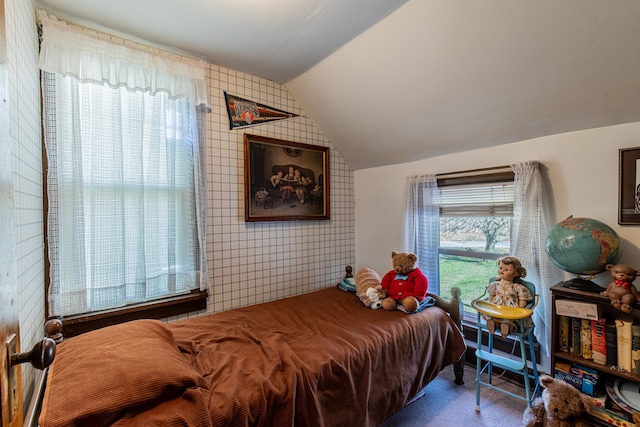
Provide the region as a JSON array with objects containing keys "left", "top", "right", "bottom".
[
  {"left": 8, "top": 0, "right": 355, "bottom": 406},
  {"left": 195, "top": 64, "right": 355, "bottom": 318},
  {"left": 7, "top": 0, "right": 45, "bottom": 403}
]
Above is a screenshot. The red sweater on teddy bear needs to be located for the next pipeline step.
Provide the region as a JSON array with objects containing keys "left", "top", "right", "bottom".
[{"left": 380, "top": 268, "right": 428, "bottom": 302}]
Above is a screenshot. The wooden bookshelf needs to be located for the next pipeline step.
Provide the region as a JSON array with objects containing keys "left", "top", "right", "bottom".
[
  {"left": 551, "top": 283, "right": 640, "bottom": 424},
  {"left": 552, "top": 283, "right": 640, "bottom": 376}
]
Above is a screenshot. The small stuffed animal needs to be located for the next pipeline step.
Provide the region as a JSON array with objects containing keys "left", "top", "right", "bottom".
[
  {"left": 355, "top": 267, "right": 386, "bottom": 309},
  {"left": 522, "top": 375, "right": 594, "bottom": 427},
  {"left": 380, "top": 251, "right": 428, "bottom": 312},
  {"left": 600, "top": 263, "right": 640, "bottom": 314}
]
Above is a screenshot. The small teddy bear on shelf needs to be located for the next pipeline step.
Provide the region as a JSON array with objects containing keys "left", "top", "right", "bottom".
[
  {"left": 600, "top": 263, "right": 640, "bottom": 314},
  {"left": 380, "top": 251, "right": 428, "bottom": 313},
  {"left": 522, "top": 375, "right": 594, "bottom": 427}
]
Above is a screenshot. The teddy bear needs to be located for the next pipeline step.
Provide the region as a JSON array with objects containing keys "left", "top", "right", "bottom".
[
  {"left": 522, "top": 375, "right": 594, "bottom": 427},
  {"left": 600, "top": 263, "right": 640, "bottom": 314},
  {"left": 380, "top": 251, "right": 428, "bottom": 313},
  {"left": 355, "top": 267, "right": 386, "bottom": 309}
]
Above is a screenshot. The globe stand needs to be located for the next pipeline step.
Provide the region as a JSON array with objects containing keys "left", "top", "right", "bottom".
[{"left": 560, "top": 277, "right": 605, "bottom": 293}]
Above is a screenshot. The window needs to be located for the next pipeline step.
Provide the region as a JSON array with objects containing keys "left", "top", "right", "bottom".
[
  {"left": 43, "top": 73, "right": 208, "bottom": 322},
  {"left": 405, "top": 163, "right": 558, "bottom": 369},
  {"left": 437, "top": 174, "right": 515, "bottom": 316},
  {"left": 37, "top": 12, "right": 210, "bottom": 333}
]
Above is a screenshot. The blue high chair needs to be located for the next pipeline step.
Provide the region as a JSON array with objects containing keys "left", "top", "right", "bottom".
[{"left": 471, "top": 277, "right": 540, "bottom": 411}]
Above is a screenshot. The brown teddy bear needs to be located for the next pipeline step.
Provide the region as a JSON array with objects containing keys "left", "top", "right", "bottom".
[
  {"left": 522, "top": 375, "right": 594, "bottom": 427},
  {"left": 380, "top": 251, "right": 428, "bottom": 312},
  {"left": 600, "top": 263, "right": 640, "bottom": 314},
  {"left": 355, "top": 267, "right": 385, "bottom": 309}
]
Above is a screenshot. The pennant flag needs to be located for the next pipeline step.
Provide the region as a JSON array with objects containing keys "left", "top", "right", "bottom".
[{"left": 224, "top": 92, "right": 299, "bottom": 129}]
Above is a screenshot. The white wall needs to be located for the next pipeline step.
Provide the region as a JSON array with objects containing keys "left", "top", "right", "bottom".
[{"left": 355, "top": 122, "right": 640, "bottom": 287}]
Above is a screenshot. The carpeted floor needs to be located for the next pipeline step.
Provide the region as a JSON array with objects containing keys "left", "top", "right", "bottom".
[{"left": 383, "top": 364, "right": 529, "bottom": 427}]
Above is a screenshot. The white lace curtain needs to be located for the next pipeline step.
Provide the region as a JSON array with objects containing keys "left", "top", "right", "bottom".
[
  {"left": 403, "top": 175, "right": 440, "bottom": 295},
  {"left": 37, "top": 10, "right": 209, "bottom": 106},
  {"left": 511, "top": 161, "right": 563, "bottom": 363},
  {"left": 39, "top": 11, "right": 209, "bottom": 316}
]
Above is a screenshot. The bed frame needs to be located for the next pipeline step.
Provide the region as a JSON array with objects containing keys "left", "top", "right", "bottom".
[
  {"left": 28, "top": 267, "right": 466, "bottom": 427},
  {"left": 429, "top": 285, "right": 465, "bottom": 384}
]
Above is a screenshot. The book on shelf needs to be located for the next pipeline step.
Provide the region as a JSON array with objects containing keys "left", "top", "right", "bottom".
[
  {"left": 554, "top": 361, "right": 603, "bottom": 397},
  {"left": 616, "top": 315, "right": 633, "bottom": 372},
  {"left": 581, "top": 318, "right": 593, "bottom": 360},
  {"left": 591, "top": 318, "right": 607, "bottom": 365},
  {"left": 606, "top": 320, "right": 618, "bottom": 367},
  {"left": 571, "top": 316, "right": 582, "bottom": 357},
  {"left": 555, "top": 312, "right": 640, "bottom": 374},
  {"left": 632, "top": 323, "right": 640, "bottom": 374},
  {"left": 558, "top": 315, "right": 570, "bottom": 352}
]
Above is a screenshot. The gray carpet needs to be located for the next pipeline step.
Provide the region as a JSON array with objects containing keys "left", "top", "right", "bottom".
[{"left": 383, "top": 364, "right": 529, "bottom": 427}]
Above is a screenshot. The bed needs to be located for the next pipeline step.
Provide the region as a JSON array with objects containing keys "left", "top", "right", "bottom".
[{"left": 36, "top": 273, "right": 466, "bottom": 427}]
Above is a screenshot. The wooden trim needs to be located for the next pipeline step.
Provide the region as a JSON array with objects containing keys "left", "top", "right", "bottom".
[
  {"left": 41, "top": 83, "right": 52, "bottom": 320},
  {"left": 55, "top": 289, "right": 208, "bottom": 338},
  {"left": 436, "top": 165, "right": 512, "bottom": 178},
  {"left": 437, "top": 170, "right": 514, "bottom": 187}
]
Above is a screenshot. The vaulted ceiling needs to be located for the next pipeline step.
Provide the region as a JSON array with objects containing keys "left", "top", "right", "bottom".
[{"left": 35, "top": 0, "right": 640, "bottom": 170}]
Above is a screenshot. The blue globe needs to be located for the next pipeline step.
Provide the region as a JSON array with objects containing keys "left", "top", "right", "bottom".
[{"left": 545, "top": 216, "right": 622, "bottom": 276}]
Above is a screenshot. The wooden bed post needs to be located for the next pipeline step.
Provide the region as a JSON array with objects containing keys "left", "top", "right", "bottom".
[{"left": 430, "top": 287, "right": 465, "bottom": 385}]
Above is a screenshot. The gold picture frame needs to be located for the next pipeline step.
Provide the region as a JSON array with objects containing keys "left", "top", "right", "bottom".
[{"left": 244, "top": 134, "right": 329, "bottom": 222}]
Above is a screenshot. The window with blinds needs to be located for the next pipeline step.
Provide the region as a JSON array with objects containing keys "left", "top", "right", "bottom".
[
  {"left": 437, "top": 171, "right": 515, "bottom": 315},
  {"left": 439, "top": 182, "right": 514, "bottom": 217}
]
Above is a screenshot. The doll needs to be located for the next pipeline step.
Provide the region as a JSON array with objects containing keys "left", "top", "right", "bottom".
[{"left": 485, "top": 256, "right": 533, "bottom": 337}]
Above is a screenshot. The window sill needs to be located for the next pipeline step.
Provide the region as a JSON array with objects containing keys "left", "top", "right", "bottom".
[{"left": 53, "top": 289, "right": 208, "bottom": 338}]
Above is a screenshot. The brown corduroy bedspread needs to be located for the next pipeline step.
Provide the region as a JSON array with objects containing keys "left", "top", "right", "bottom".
[
  {"left": 171, "top": 286, "right": 466, "bottom": 426},
  {"left": 39, "top": 286, "right": 466, "bottom": 427}
]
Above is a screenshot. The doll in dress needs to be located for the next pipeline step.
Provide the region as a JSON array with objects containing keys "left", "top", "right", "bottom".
[{"left": 485, "top": 256, "right": 533, "bottom": 337}]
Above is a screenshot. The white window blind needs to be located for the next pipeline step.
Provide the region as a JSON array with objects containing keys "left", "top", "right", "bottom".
[{"left": 439, "top": 182, "right": 514, "bottom": 217}]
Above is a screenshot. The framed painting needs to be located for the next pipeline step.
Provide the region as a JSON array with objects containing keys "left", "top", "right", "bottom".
[
  {"left": 244, "top": 134, "right": 329, "bottom": 222},
  {"left": 618, "top": 146, "right": 640, "bottom": 225}
]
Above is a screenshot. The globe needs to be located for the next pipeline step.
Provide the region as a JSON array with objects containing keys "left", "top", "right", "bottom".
[{"left": 545, "top": 216, "right": 622, "bottom": 279}]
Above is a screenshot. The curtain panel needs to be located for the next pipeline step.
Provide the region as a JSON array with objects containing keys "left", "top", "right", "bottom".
[
  {"left": 37, "top": 10, "right": 209, "bottom": 106},
  {"left": 403, "top": 175, "right": 440, "bottom": 295},
  {"left": 39, "top": 11, "right": 209, "bottom": 317},
  {"left": 511, "top": 160, "right": 563, "bottom": 363}
]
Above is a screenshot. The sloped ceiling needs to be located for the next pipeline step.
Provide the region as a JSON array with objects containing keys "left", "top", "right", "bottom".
[{"left": 35, "top": 0, "right": 640, "bottom": 170}]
